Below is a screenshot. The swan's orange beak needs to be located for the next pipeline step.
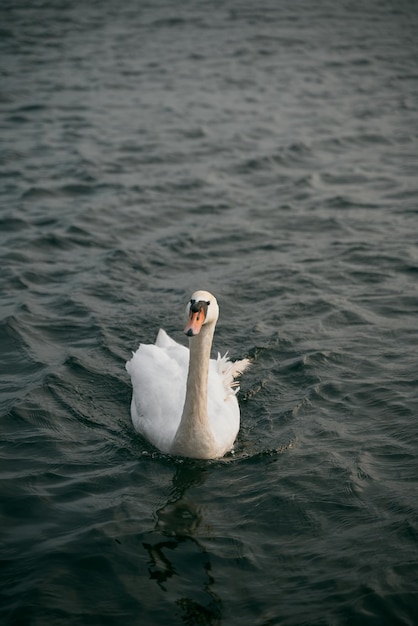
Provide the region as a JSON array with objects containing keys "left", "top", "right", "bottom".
[{"left": 184, "top": 301, "right": 207, "bottom": 337}]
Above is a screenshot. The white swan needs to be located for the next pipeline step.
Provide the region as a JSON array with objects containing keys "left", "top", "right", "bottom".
[{"left": 126, "top": 290, "right": 250, "bottom": 459}]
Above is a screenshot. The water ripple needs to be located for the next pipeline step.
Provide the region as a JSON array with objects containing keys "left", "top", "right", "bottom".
[{"left": 1, "top": 0, "right": 418, "bottom": 624}]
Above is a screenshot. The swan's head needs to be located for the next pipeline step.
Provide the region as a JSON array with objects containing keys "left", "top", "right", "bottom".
[{"left": 184, "top": 290, "right": 219, "bottom": 337}]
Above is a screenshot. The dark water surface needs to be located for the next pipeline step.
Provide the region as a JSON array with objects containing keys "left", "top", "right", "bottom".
[{"left": 1, "top": 1, "right": 418, "bottom": 624}]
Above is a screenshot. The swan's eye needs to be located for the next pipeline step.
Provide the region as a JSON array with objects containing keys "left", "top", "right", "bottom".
[{"left": 206, "top": 301, "right": 210, "bottom": 305}]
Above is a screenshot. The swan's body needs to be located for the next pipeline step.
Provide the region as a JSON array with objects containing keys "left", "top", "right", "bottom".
[{"left": 126, "top": 290, "right": 249, "bottom": 459}]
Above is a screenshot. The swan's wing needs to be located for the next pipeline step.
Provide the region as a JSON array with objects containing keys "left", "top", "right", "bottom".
[
  {"left": 126, "top": 333, "right": 187, "bottom": 453},
  {"left": 155, "top": 329, "right": 189, "bottom": 368},
  {"left": 206, "top": 353, "right": 250, "bottom": 455},
  {"left": 155, "top": 328, "right": 181, "bottom": 350}
]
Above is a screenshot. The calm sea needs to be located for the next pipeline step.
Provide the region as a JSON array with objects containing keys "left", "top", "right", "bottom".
[{"left": 1, "top": 0, "right": 418, "bottom": 624}]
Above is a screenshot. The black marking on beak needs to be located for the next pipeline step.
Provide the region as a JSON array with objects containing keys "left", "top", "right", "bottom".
[{"left": 190, "top": 300, "right": 209, "bottom": 316}]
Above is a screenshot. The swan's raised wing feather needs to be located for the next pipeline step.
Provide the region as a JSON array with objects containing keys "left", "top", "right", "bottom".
[{"left": 213, "top": 353, "right": 251, "bottom": 395}]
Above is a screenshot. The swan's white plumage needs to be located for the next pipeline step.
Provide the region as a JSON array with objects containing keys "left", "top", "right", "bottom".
[{"left": 126, "top": 293, "right": 249, "bottom": 459}]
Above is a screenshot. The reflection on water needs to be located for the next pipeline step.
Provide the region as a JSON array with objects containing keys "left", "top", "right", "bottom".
[{"left": 143, "top": 464, "right": 221, "bottom": 625}]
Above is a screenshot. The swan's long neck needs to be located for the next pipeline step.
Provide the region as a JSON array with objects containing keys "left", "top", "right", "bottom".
[{"left": 171, "top": 322, "right": 216, "bottom": 459}]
